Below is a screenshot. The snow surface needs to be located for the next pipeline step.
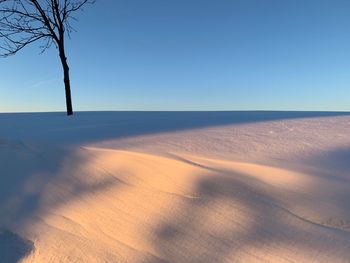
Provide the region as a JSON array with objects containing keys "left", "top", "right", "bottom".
[{"left": 1, "top": 111, "right": 350, "bottom": 262}]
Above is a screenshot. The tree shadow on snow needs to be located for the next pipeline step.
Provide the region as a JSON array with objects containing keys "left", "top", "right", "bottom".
[
  {"left": 0, "top": 230, "right": 34, "bottom": 263},
  {"left": 144, "top": 159, "right": 350, "bottom": 263},
  {"left": 0, "top": 143, "right": 120, "bottom": 261},
  {"left": 0, "top": 111, "right": 349, "bottom": 145}
]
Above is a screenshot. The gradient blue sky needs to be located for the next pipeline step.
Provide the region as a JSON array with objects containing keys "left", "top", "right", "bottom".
[{"left": 1, "top": 0, "right": 350, "bottom": 112}]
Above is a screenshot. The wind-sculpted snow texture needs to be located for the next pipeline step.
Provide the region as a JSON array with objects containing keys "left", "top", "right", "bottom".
[{"left": 0, "top": 111, "right": 350, "bottom": 262}]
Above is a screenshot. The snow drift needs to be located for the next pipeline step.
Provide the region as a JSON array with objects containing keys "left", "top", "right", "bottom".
[{"left": 1, "top": 111, "right": 350, "bottom": 262}]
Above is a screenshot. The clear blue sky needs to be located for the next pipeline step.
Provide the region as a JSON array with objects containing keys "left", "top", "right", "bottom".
[{"left": 1, "top": 0, "right": 350, "bottom": 112}]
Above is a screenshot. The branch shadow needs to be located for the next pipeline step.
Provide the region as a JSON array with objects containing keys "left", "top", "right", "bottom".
[
  {"left": 287, "top": 146, "right": 350, "bottom": 230},
  {"left": 305, "top": 146, "right": 350, "bottom": 178},
  {"left": 145, "top": 160, "right": 350, "bottom": 262},
  {"left": 0, "top": 112, "right": 349, "bottom": 261}
]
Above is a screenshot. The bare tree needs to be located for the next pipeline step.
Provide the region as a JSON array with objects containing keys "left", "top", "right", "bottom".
[{"left": 0, "top": 0, "right": 95, "bottom": 115}]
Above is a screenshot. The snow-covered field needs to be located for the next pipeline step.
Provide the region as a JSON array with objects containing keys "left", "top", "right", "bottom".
[{"left": 1, "top": 111, "right": 350, "bottom": 262}]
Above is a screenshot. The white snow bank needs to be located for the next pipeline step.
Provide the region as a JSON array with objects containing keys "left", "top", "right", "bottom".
[{"left": 0, "top": 111, "right": 350, "bottom": 262}]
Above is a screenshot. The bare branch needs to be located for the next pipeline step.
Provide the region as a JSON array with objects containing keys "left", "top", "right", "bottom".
[
  {"left": 0, "top": 0, "right": 94, "bottom": 115},
  {"left": 0, "top": 0, "right": 94, "bottom": 56}
]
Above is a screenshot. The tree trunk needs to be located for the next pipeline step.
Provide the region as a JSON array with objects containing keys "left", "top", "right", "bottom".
[{"left": 59, "top": 46, "right": 73, "bottom": 116}]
